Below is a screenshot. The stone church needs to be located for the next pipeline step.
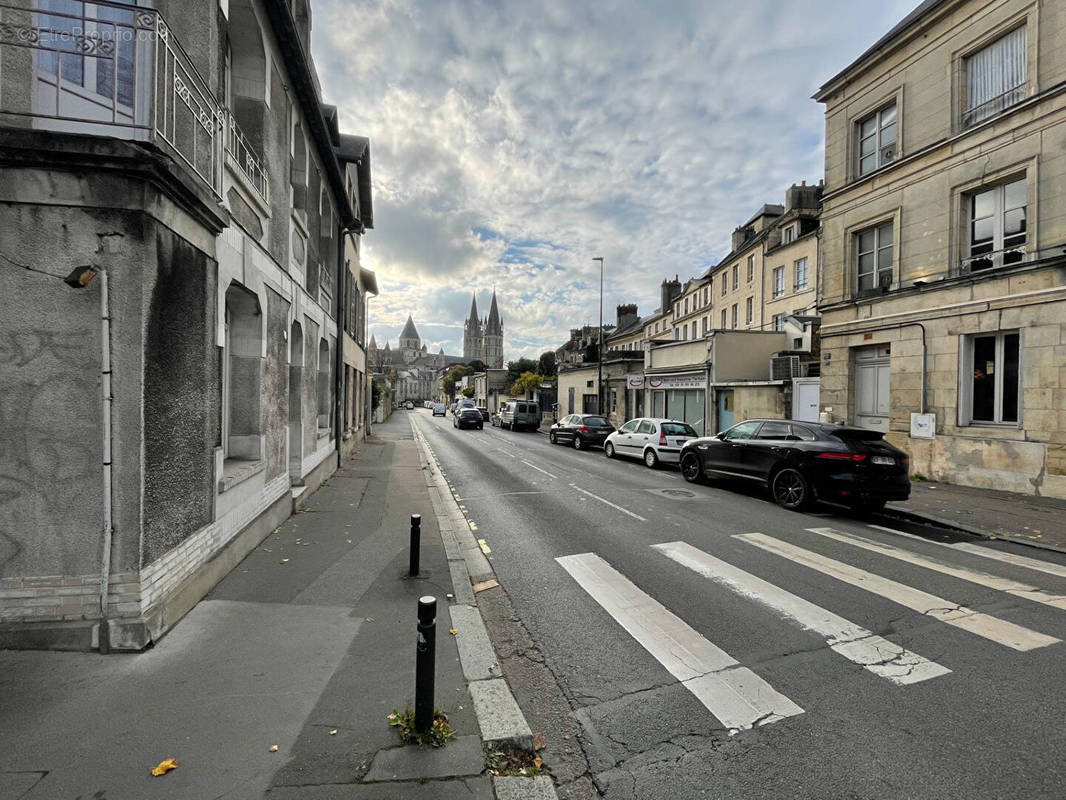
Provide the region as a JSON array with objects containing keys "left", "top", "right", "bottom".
[
  {"left": 369, "top": 315, "right": 467, "bottom": 403},
  {"left": 463, "top": 290, "right": 504, "bottom": 369}
]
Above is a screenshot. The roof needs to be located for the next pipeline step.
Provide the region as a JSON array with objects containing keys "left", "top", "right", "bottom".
[
  {"left": 336, "top": 134, "right": 374, "bottom": 230},
  {"left": 467, "top": 293, "right": 479, "bottom": 324},
  {"left": 485, "top": 290, "right": 502, "bottom": 334},
  {"left": 360, "top": 266, "right": 378, "bottom": 295},
  {"left": 814, "top": 0, "right": 949, "bottom": 100},
  {"left": 399, "top": 315, "right": 419, "bottom": 341}
]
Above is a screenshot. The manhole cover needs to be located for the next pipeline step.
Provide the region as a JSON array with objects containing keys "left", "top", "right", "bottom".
[{"left": 662, "top": 489, "right": 696, "bottom": 497}]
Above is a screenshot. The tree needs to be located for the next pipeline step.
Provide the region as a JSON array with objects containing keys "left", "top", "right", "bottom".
[
  {"left": 442, "top": 364, "right": 474, "bottom": 397},
  {"left": 537, "top": 350, "right": 557, "bottom": 377},
  {"left": 462, "top": 386, "right": 475, "bottom": 398},
  {"left": 505, "top": 358, "right": 538, "bottom": 387},
  {"left": 510, "top": 371, "right": 545, "bottom": 397},
  {"left": 467, "top": 359, "right": 488, "bottom": 373}
]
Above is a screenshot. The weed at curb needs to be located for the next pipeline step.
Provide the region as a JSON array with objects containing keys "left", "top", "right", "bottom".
[
  {"left": 485, "top": 743, "right": 546, "bottom": 777},
  {"left": 388, "top": 707, "right": 456, "bottom": 748}
]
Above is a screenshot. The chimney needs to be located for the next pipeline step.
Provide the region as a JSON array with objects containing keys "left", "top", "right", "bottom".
[
  {"left": 616, "top": 303, "right": 638, "bottom": 329},
  {"left": 660, "top": 278, "right": 682, "bottom": 312},
  {"left": 785, "top": 182, "right": 824, "bottom": 213},
  {"left": 731, "top": 226, "right": 751, "bottom": 252}
]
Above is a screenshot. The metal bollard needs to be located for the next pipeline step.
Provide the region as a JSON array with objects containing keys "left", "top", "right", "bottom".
[
  {"left": 415, "top": 595, "right": 437, "bottom": 733},
  {"left": 409, "top": 514, "right": 422, "bottom": 577}
]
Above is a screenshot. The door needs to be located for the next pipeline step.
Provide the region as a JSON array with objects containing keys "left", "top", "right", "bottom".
[
  {"left": 703, "top": 419, "right": 760, "bottom": 475},
  {"left": 793, "top": 378, "right": 820, "bottom": 422},
  {"left": 855, "top": 349, "right": 890, "bottom": 432},
  {"left": 716, "top": 390, "right": 734, "bottom": 432},
  {"left": 614, "top": 419, "right": 639, "bottom": 456},
  {"left": 633, "top": 419, "right": 655, "bottom": 457}
]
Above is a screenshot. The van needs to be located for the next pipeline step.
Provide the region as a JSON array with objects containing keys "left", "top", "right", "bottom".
[{"left": 499, "top": 400, "right": 540, "bottom": 431}]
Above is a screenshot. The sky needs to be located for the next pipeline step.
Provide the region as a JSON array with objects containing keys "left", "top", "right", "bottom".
[{"left": 311, "top": 0, "right": 918, "bottom": 362}]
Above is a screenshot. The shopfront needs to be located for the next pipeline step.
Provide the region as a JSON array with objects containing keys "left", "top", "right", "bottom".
[{"left": 644, "top": 373, "right": 707, "bottom": 432}]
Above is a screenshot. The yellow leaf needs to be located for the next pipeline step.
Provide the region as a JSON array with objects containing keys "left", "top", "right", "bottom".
[
  {"left": 329, "top": 729, "right": 338, "bottom": 735},
  {"left": 269, "top": 744, "right": 279, "bottom": 753},
  {"left": 534, "top": 757, "right": 543, "bottom": 769},
  {"left": 449, "top": 629, "right": 458, "bottom": 635},
  {"left": 150, "top": 758, "right": 179, "bottom": 776}
]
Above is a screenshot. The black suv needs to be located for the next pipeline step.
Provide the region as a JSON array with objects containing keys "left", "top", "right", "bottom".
[
  {"left": 453, "top": 407, "right": 484, "bottom": 430},
  {"left": 679, "top": 419, "right": 910, "bottom": 511}
]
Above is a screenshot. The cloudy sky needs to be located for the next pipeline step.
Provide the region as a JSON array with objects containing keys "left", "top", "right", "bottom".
[{"left": 312, "top": 0, "right": 917, "bottom": 362}]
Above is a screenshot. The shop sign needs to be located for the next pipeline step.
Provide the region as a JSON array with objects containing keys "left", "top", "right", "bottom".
[
  {"left": 626, "top": 374, "right": 645, "bottom": 388},
  {"left": 645, "top": 374, "right": 704, "bottom": 390}
]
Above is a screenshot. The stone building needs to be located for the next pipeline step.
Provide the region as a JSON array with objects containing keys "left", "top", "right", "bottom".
[
  {"left": 814, "top": 0, "right": 1066, "bottom": 497},
  {"left": 462, "top": 290, "right": 504, "bottom": 368},
  {"left": 370, "top": 316, "right": 466, "bottom": 403},
  {"left": 0, "top": 0, "right": 374, "bottom": 649}
]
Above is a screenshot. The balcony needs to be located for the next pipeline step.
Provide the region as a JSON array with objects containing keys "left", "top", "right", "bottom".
[{"left": 0, "top": 0, "right": 257, "bottom": 200}]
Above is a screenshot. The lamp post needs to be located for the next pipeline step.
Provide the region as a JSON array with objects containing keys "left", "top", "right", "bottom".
[{"left": 592, "top": 256, "right": 604, "bottom": 415}]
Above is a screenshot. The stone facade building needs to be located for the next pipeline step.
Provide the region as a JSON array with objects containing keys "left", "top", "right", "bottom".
[
  {"left": 815, "top": 0, "right": 1066, "bottom": 498},
  {"left": 370, "top": 316, "right": 466, "bottom": 403},
  {"left": 463, "top": 290, "right": 504, "bottom": 368},
  {"left": 0, "top": 0, "right": 374, "bottom": 649}
]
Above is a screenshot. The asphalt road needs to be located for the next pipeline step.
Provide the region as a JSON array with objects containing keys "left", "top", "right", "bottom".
[{"left": 412, "top": 409, "right": 1066, "bottom": 800}]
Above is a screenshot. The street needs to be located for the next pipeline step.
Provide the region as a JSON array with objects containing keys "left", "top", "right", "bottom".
[{"left": 413, "top": 409, "right": 1066, "bottom": 799}]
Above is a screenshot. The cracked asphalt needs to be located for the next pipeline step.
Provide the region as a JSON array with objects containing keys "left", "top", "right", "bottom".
[{"left": 415, "top": 410, "right": 1066, "bottom": 799}]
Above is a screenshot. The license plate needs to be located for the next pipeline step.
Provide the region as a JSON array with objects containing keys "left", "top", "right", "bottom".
[{"left": 872, "top": 455, "right": 895, "bottom": 465}]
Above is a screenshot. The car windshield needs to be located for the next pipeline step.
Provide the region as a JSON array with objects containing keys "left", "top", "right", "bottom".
[
  {"left": 661, "top": 423, "right": 697, "bottom": 436},
  {"left": 582, "top": 416, "right": 609, "bottom": 426},
  {"left": 461, "top": 409, "right": 480, "bottom": 417}
]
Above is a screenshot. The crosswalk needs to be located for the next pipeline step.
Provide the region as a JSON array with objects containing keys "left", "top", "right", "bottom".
[{"left": 556, "top": 525, "right": 1066, "bottom": 733}]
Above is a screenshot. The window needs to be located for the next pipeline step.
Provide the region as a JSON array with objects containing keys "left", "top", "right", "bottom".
[
  {"left": 856, "top": 221, "right": 893, "bottom": 292},
  {"left": 721, "top": 275, "right": 727, "bottom": 296},
  {"left": 684, "top": 297, "right": 689, "bottom": 315},
  {"left": 724, "top": 420, "right": 760, "bottom": 441},
  {"left": 747, "top": 254, "right": 754, "bottom": 282},
  {"left": 703, "top": 316, "right": 709, "bottom": 335},
  {"left": 690, "top": 322, "right": 697, "bottom": 339},
  {"left": 794, "top": 257, "right": 808, "bottom": 290},
  {"left": 755, "top": 421, "right": 791, "bottom": 440},
  {"left": 637, "top": 419, "right": 655, "bottom": 434},
  {"left": 731, "top": 303, "right": 738, "bottom": 329},
  {"left": 963, "top": 331, "right": 1020, "bottom": 424},
  {"left": 745, "top": 297, "right": 753, "bottom": 324},
  {"left": 732, "top": 265, "right": 739, "bottom": 290},
  {"left": 772, "top": 266, "right": 785, "bottom": 298},
  {"left": 620, "top": 419, "right": 639, "bottom": 433},
  {"left": 966, "top": 178, "right": 1026, "bottom": 271},
  {"left": 783, "top": 225, "right": 796, "bottom": 244},
  {"left": 964, "top": 26, "right": 1026, "bottom": 127},
  {"left": 721, "top": 309, "right": 727, "bottom": 328},
  {"left": 773, "top": 314, "right": 786, "bottom": 332},
  {"left": 857, "top": 103, "right": 897, "bottom": 175}
]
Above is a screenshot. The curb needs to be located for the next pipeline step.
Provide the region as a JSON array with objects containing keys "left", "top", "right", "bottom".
[
  {"left": 882, "top": 505, "right": 1066, "bottom": 556},
  {"left": 410, "top": 417, "right": 556, "bottom": 799}
]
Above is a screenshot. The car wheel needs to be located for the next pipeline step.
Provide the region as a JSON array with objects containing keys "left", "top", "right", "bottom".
[
  {"left": 644, "top": 448, "right": 659, "bottom": 469},
  {"left": 573, "top": 435, "right": 584, "bottom": 451},
  {"left": 549, "top": 431, "right": 557, "bottom": 444},
  {"left": 680, "top": 453, "right": 702, "bottom": 483},
  {"left": 604, "top": 441, "right": 615, "bottom": 458},
  {"left": 478, "top": 424, "right": 483, "bottom": 430},
  {"left": 772, "top": 468, "right": 811, "bottom": 511}
]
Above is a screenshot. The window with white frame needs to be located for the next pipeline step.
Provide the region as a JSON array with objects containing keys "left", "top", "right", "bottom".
[
  {"left": 961, "top": 331, "right": 1020, "bottom": 424},
  {"left": 684, "top": 297, "right": 689, "bottom": 315},
  {"left": 966, "top": 177, "right": 1026, "bottom": 271},
  {"left": 732, "top": 265, "right": 739, "bottom": 290},
  {"left": 773, "top": 314, "right": 786, "bottom": 332},
  {"left": 720, "top": 309, "right": 727, "bottom": 328},
  {"left": 964, "top": 26, "right": 1026, "bottom": 127},
  {"left": 772, "top": 266, "right": 785, "bottom": 298},
  {"left": 745, "top": 297, "right": 753, "bottom": 324},
  {"left": 857, "top": 103, "right": 897, "bottom": 176},
  {"left": 703, "top": 316, "right": 709, "bottom": 334},
  {"left": 783, "top": 224, "right": 796, "bottom": 244},
  {"left": 747, "top": 254, "right": 754, "bottom": 282},
  {"left": 721, "top": 275, "right": 727, "bottom": 296},
  {"left": 855, "top": 221, "right": 893, "bottom": 292},
  {"left": 731, "top": 303, "right": 738, "bottom": 329},
  {"left": 794, "top": 257, "right": 808, "bottom": 290}
]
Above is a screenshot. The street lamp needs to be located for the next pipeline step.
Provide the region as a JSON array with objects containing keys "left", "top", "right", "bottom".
[{"left": 592, "top": 256, "right": 604, "bottom": 415}]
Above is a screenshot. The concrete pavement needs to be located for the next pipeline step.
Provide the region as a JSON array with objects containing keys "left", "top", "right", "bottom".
[{"left": 0, "top": 412, "right": 550, "bottom": 800}]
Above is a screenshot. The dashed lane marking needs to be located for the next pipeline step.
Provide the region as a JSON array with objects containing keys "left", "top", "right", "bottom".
[
  {"left": 569, "top": 484, "right": 647, "bottom": 522},
  {"left": 521, "top": 460, "right": 558, "bottom": 479}
]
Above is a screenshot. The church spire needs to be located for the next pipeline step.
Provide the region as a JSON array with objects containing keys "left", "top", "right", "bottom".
[
  {"left": 486, "top": 289, "right": 502, "bottom": 335},
  {"left": 467, "top": 292, "right": 479, "bottom": 325}
]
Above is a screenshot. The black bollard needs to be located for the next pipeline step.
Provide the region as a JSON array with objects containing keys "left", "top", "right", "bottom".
[
  {"left": 415, "top": 595, "right": 437, "bottom": 733},
  {"left": 409, "top": 514, "right": 422, "bottom": 577}
]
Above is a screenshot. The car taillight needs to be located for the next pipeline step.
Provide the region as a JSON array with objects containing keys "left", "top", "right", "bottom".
[
  {"left": 579, "top": 425, "right": 590, "bottom": 433},
  {"left": 817, "top": 452, "right": 867, "bottom": 462},
  {"left": 659, "top": 433, "right": 667, "bottom": 446}
]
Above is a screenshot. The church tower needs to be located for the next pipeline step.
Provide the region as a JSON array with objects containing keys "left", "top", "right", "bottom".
[
  {"left": 398, "top": 315, "right": 421, "bottom": 363},
  {"left": 463, "top": 293, "right": 483, "bottom": 363},
  {"left": 483, "top": 289, "right": 504, "bottom": 369}
]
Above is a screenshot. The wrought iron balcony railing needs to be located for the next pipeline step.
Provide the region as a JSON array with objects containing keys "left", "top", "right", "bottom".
[
  {"left": 225, "top": 111, "right": 268, "bottom": 202},
  {"left": 0, "top": 0, "right": 234, "bottom": 198}
]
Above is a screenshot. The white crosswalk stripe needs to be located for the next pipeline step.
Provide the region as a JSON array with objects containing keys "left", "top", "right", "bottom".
[
  {"left": 652, "top": 540, "right": 950, "bottom": 685},
  {"left": 808, "top": 527, "right": 1066, "bottom": 614},
  {"left": 867, "top": 524, "right": 1066, "bottom": 581},
  {"left": 736, "top": 533, "right": 1059, "bottom": 652},
  {"left": 555, "top": 552, "right": 803, "bottom": 732}
]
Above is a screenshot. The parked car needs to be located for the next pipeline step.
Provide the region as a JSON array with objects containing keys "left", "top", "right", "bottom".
[
  {"left": 604, "top": 418, "right": 698, "bottom": 467},
  {"left": 498, "top": 400, "right": 540, "bottom": 431},
  {"left": 549, "top": 414, "right": 614, "bottom": 450},
  {"left": 432, "top": 403, "right": 446, "bottom": 417},
  {"left": 477, "top": 407, "right": 491, "bottom": 423},
  {"left": 453, "top": 407, "right": 484, "bottom": 430},
  {"left": 404, "top": 400, "right": 414, "bottom": 410},
  {"left": 679, "top": 419, "right": 911, "bottom": 512},
  {"left": 491, "top": 408, "right": 503, "bottom": 427}
]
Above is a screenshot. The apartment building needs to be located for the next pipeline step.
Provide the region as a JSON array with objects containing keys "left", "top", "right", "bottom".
[
  {"left": 815, "top": 0, "right": 1066, "bottom": 497},
  {"left": 0, "top": 0, "right": 374, "bottom": 649}
]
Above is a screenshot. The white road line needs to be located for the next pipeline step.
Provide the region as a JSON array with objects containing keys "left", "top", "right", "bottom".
[
  {"left": 569, "top": 485, "right": 647, "bottom": 521},
  {"left": 521, "top": 460, "right": 558, "bottom": 479},
  {"left": 868, "top": 524, "right": 1066, "bottom": 580},
  {"left": 736, "top": 533, "right": 1059, "bottom": 652},
  {"left": 809, "top": 527, "right": 1066, "bottom": 614},
  {"left": 653, "top": 541, "right": 949, "bottom": 685},
  {"left": 556, "top": 552, "right": 803, "bottom": 732}
]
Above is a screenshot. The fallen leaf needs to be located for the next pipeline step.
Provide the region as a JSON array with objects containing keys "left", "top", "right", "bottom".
[
  {"left": 151, "top": 758, "right": 179, "bottom": 776},
  {"left": 329, "top": 729, "right": 338, "bottom": 736},
  {"left": 563, "top": 734, "right": 571, "bottom": 740},
  {"left": 533, "top": 732, "right": 547, "bottom": 750},
  {"left": 280, "top": 559, "right": 289, "bottom": 563},
  {"left": 449, "top": 628, "right": 458, "bottom": 635},
  {"left": 365, "top": 617, "right": 374, "bottom": 623},
  {"left": 269, "top": 744, "right": 279, "bottom": 753},
  {"left": 534, "top": 757, "right": 543, "bottom": 768}
]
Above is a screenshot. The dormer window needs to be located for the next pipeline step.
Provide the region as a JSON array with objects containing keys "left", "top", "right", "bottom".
[{"left": 857, "top": 103, "right": 896, "bottom": 176}]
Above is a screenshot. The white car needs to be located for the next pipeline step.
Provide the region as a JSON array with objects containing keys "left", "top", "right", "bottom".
[{"left": 604, "top": 418, "right": 699, "bottom": 468}]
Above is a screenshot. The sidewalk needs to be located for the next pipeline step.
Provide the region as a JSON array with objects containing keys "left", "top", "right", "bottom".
[{"left": 0, "top": 413, "right": 551, "bottom": 800}]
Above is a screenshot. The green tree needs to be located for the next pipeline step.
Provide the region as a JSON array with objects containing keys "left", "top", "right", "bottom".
[
  {"left": 537, "top": 350, "right": 557, "bottom": 377},
  {"left": 462, "top": 386, "right": 476, "bottom": 398},
  {"left": 442, "top": 364, "right": 474, "bottom": 397},
  {"left": 467, "top": 359, "right": 488, "bottom": 373},
  {"left": 510, "top": 371, "right": 545, "bottom": 397},
  {"left": 505, "top": 358, "right": 538, "bottom": 387}
]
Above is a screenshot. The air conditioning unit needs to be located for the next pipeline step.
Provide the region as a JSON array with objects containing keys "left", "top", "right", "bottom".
[{"left": 770, "top": 355, "right": 801, "bottom": 381}]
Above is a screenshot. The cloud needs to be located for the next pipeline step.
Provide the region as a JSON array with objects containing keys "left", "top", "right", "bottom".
[{"left": 314, "top": 0, "right": 919, "bottom": 360}]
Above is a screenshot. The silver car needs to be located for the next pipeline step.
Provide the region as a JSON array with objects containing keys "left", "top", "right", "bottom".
[{"left": 604, "top": 418, "right": 699, "bottom": 468}]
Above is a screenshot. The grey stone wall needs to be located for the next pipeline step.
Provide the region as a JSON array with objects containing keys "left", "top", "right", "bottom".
[
  {"left": 268, "top": 69, "right": 290, "bottom": 267},
  {"left": 264, "top": 289, "right": 290, "bottom": 481},
  {"left": 142, "top": 226, "right": 219, "bottom": 565}
]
